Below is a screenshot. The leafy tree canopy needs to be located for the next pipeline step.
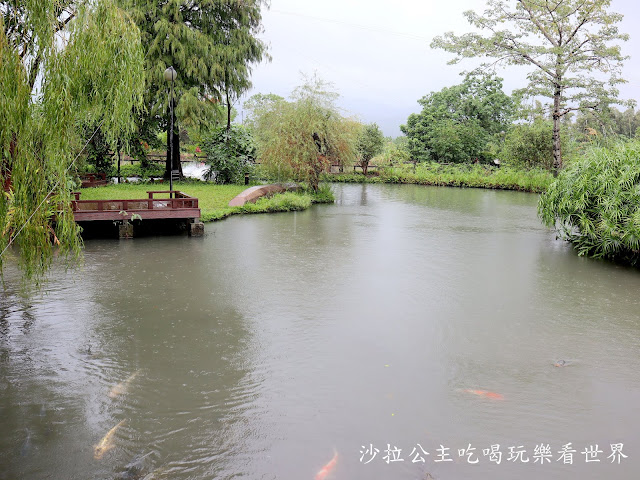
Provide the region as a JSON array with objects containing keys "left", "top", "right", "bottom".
[
  {"left": 401, "top": 73, "right": 514, "bottom": 163},
  {"left": 245, "top": 75, "right": 359, "bottom": 191},
  {"left": 431, "top": 0, "right": 629, "bottom": 171},
  {"left": 122, "top": 0, "right": 269, "bottom": 144},
  {"left": 356, "top": 123, "right": 385, "bottom": 174}
]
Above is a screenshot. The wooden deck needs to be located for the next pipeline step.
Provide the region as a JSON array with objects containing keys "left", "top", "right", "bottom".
[
  {"left": 79, "top": 173, "right": 109, "bottom": 188},
  {"left": 72, "top": 190, "right": 201, "bottom": 222}
]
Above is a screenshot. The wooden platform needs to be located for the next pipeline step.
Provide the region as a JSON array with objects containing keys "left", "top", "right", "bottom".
[
  {"left": 80, "top": 173, "right": 108, "bottom": 188},
  {"left": 72, "top": 190, "right": 201, "bottom": 222}
]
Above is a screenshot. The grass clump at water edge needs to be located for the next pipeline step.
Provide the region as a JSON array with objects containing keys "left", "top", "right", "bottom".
[{"left": 327, "top": 163, "right": 553, "bottom": 193}]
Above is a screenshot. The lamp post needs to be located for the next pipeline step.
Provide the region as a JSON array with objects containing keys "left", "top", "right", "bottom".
[{"left": 164, "top": 66, "right": 177, "bottom": 197}]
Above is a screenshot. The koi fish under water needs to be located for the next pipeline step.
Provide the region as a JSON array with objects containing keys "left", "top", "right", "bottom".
[
  {"left": 315, "top": 451, "right": 338, "bottom": 480},
  {"left": 94, "top": 420, "right": 126, "bottom": 460},
  {"left": 109, "top": 371, "right": 140, "bottom": 399},
  {"left": 463, "top": 389, "right": 504, "bottom": 400}
]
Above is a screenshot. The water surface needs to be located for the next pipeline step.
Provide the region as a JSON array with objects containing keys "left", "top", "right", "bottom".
[{"left": 1, "top": 183, "right": 638, "bottom": 479}]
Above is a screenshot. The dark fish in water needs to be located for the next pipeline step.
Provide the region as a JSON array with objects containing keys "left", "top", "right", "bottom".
[
  {"left": 114, "top": 452, "right": 154, "bottom": 480},
  {"left": 20, "top": 429, "right": 31, "bottom": 457}
]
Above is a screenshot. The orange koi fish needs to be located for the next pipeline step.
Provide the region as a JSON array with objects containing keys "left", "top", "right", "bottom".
[
  {"left": 109, "top": 370, "right": 140, "bottom": 399},
  {"left": 463, "top": 389, "right": 504, "bottom": 400},
  {"left": 94, "top": 420, "right": 126, "bottom": 459},
  {"left": 315, "top": 451, "right": 338, "bottom": 480}
]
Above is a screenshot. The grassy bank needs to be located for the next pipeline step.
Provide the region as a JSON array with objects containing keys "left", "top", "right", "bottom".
[
  {"left": 77, "top": 182, "right": 334, "bottom": 222},
  {"left": 326, "top": 163, "right": 553, "bottom": 193}
]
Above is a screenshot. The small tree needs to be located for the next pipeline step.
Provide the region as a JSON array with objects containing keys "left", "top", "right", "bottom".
[
  {"left": 431, "top": 0, "right": 629, "bottom": 173},
  {"left": 538, "top": 140, "right": 640, "bottom": 264},
  {"left": 201, "top": 125, "right": 256, "bottom": 184},
  {"left": 246, "top": 76, "right": 358, "bottom": 191},
  {"left": 357, "top": 123, "right": 385, "bottom": 175}
]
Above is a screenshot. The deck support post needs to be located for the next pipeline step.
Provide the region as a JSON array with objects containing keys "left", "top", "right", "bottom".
[
  {"left": 189, "top": 221, "right": 204, "bottom": 237},
  {"left": 118, "top": 220, "right": 134, "bottom": 239}
]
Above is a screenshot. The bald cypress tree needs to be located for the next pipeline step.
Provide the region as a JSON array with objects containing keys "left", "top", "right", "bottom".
[{"left": 123, "top": 0, "right": 269, "bottom": 174}]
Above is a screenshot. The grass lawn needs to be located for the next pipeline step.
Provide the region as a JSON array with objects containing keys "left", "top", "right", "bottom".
[{"left": 76, "top": 182, "right": 332, "bottom": 221}]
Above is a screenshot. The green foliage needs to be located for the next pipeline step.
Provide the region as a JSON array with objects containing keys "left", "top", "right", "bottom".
[
  {"left": 573, "top": 106, "right": 640, "bottom": 140},
  {"left": 81, "top": 122, "right": 114, "bottom": 173},
  {"left": 499, "top": 120, "right": 554, "bottom": 170},
  {"left": 1, "top": 0, "right": 144, "bottom": 282},
  {"left": 432, "top": 0, "right": 629, "bottom": 171},
  {"left": 374, "top": 137, "right": 411, "bottom": 165},
  {"left": 123, "top": 0, "right": 268, "bottom": 151},
  {"left": 538, "top": 140, "right": 640, "bottom": 264},
  {"left": 246, "top": 75, "right": 359, "bottom": 191},
  {"left": 328, "top": 163, "right": 553, "bottom": 193},
  {"left": 401, "top": 73, "right": 513, "bottom": 163},
  {"left": 357, "top": 123, "right": 385, "bottom": 173},
  {"left": 201, "top": 125, "right": 256, "bottom": 184},
  {"left": 238, "top": 192, "right": 311, "bottom": 214}
]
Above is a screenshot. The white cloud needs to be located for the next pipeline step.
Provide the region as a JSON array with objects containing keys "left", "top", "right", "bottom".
[{"left": 242, "top": 0, "right": 640, "bottom": 136}]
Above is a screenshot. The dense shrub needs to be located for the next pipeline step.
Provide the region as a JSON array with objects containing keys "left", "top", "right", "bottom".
[
  {"left": 201, "top": 125, "right": 256, "bottom": 184},
  {"left": 538, "top": 140, "right": 640, "bottom": 264},
  {"left": 499, "top": 120, "right": 554, "bottom": 169}
]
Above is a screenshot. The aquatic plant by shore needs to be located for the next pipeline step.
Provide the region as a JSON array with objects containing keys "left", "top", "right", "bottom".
[{"left": 538, "top": 140, "right": 640, "bottom": 265}]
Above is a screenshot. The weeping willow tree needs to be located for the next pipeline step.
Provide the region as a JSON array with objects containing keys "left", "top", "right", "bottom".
[
  {"left": 1, "top": 0, "right": 145, "bottom": 283},
  {"left": 246, "top": 76, "right": 360, "bottom": 191}
]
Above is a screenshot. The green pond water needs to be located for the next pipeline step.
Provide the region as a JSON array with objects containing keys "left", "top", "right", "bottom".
[{"left": 1, "top": 183, "right": 639, "bottom": 480}]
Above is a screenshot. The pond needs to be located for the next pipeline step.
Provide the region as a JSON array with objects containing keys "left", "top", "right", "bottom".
[{"left": 1, "top": 183, "right": 639, "bottom": 480}]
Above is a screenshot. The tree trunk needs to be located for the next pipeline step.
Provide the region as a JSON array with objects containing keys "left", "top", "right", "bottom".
[
  {"left": 362, "top": 160, "right": 369, "bottom": 176},
  {"left": 117, "top": 145, "right": 121, "bottom": 184},
  {"left": 173, "top": 127, "right": 183, "bottom": 178},
  {"left": 226, "top": 88, "right": 232, "bottom": 132},
  {"left": 165, "top": 97, "right": 183, "bottom": 180},
  {"left": 552, "top": 87, "right": 563, "bottom": 176}
]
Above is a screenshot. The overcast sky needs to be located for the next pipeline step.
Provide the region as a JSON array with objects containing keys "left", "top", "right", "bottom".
[{"left": 239, "top": 0, "right": 640, "bottom": 137}]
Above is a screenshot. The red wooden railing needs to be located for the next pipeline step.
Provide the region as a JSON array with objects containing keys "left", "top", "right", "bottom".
[{"left": 72, "top": 191, "right": 198, "bottom": 212}]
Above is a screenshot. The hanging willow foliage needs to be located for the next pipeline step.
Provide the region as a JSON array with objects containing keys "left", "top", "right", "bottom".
[
  {"left": 538, "top": 140, "right": 640, "bottom": 265},
  {"left": 246, "top": 76, "right": 360, "bottom": 191},
  {"left": 0, "top": 0, "right": 144, "bottom": 284}
]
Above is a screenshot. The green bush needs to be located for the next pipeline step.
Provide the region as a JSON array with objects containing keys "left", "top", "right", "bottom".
[
  {"left": 538, "top": 140, "right": 640, "bottom": 264},
  {"left": 327, "top": 162, "right": 552, "bottom": 192},
  {"left": 201, "top": 125, "right": 256, "bottom": 184},
  {"left": 499, "top": 120, "right": 554, "bottom": 169}
]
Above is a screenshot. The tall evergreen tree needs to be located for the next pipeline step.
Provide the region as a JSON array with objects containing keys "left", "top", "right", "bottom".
[{"left": 123, "top": 0, "right": 269, "bottom": 175}]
